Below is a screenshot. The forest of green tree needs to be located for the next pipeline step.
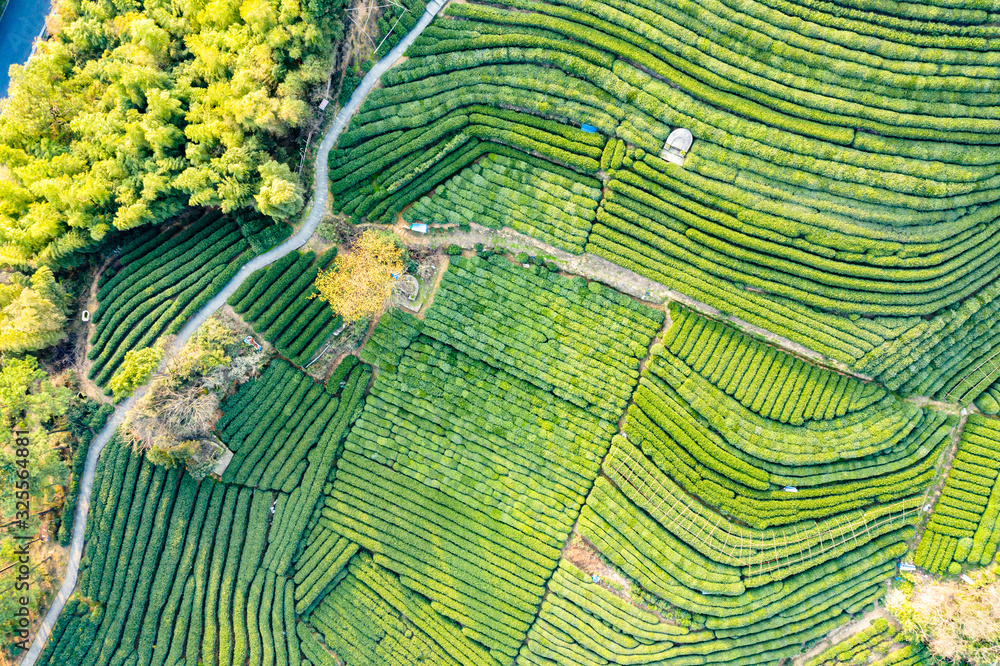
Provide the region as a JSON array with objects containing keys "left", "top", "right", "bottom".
[{"left": 0, "top": 0, "right": 347, "bottom": 353}]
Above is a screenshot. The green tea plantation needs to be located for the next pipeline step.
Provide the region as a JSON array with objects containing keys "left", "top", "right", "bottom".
[{"left": 24, "top": 0, "right": 1000, "bottom": 662}]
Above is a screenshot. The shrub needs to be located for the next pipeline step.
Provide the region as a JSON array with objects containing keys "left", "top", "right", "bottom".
[{"left": 107, "top": 344, "right": 164, "bottom": 400}]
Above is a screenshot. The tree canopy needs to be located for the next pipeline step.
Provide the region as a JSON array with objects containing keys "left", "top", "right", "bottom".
[
  {"left": 890, "top": 571, "right": 1000, "bottom": 665},
  {"left": 107, "top": 342, "right": 165, "bottom": 399},
  {"left": 0, "top": 356, "right": 70, "bottom": 438},
  {"left": 314, "top": 229, "right": 404, "bottom": 323},
  {"left": 0, "top": 357, "right": 73, "bottom": 644},
  {"left": 123, "top": 315, "right": 264, "bottom": 476},
  {"left": 0, "top": 357, "right": 114, "bottom": 647},
  {"left": 0, "top": 266, "right": 68, "bottom": 353},
  {"left": 0, "top": 0, "right": 345, "bottom": 271}
]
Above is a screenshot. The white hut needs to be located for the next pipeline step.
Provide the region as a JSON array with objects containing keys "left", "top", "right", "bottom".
[{"left": 661, "top": 128, "right": 693, "bottom": 166}]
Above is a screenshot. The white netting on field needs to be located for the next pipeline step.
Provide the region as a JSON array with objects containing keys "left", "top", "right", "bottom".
[{"left": 946, "top": 348, "right": 1000, "bottom": 405}]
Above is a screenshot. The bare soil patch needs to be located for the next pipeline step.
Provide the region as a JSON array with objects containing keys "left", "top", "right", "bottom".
[
  {"left": 562, "top": 530, "right": 634, "bottom": 601},
  {"left": 793, "top": 607, "right": 899, "bottom": 666}
]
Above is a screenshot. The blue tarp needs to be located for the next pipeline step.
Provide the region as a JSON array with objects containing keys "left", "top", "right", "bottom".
[{"left": 581, "top": 124, "right": 598, "bottom": 133}]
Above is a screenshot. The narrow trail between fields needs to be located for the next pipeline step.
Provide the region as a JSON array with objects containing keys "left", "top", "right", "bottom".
[
  {"left": 391, "top": 218, "right": 869, "bottom": 380},
  {"left": 22, "top": 2, "right": 979, "bottom": 659},
  {"left": 911, "top": 409, "right": 970, "bottom": 547},
  {"left": 19, "top": 2, "right": 447, "bottom": 661}
]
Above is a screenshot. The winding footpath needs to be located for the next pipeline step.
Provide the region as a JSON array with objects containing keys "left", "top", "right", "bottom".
[
  {"left": 390, "top": 220, "right": 868, "bottom": 379},
  {"left": 20, "top": 2, "right": 446, "bottom": 661}
]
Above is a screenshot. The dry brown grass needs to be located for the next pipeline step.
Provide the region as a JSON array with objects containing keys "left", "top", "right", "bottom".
[
  {"left": 344, "top": 0, "right": 383, "bottom": 71},
  {"left": 120, "top": 316, "right": 265, "bottom": 473},
  {"left": 890, "top": 571, "right": 1000, "bottom": 665},
  {"left": 125, "top": 380, "right": 218, "bottom": 454}
]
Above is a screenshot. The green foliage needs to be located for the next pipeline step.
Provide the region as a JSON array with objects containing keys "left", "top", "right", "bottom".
[
  {"left": 258, "top": 362, "right": 371, "bottom": 579},
  {"left": 422, "top": 255, "right": 662, "bottom": 421},
  {"left": 328, "top": 0, "right": 1000, "bottom": 405},
  {"left": 35, "top": 599, "right": 103, "bottom": 666},
  {"left": 255, "top": 162, "right": 305, "bottom": 220},
  {"left": 326, "top": 355, "right": 359, "bottom": 392},
  {"left": 38, "top": 406, "right": 359, "bottom": 666},
  {"left": 918, "top": 415, "right": 1000, "bottom": 573},
  {"left": 338, "top": 75, "right": 362, "bottom": 107},
  {"left": 59, "top": 401, "right": 114, "bottom": 546},
  {"left": 665, "top": 304, "right": 885, "bottom": 425},
  {"left": 0, "top": 357, "right": 68, "bottom": 434},
  {"left": 228, "top": 250, "right": 343, "bottom": 365},
  {"left": 88, "top": 213, "right": 250, "bottom": 389},
  {"left": 520, "top": 305, "right": 936, "bottom": 666},
  {"left": 30, "top": 1, "right": 1000, "bottom": 661},
  {"left": 310, "top": 553, "right": 495, "bottom": 666},
  {"left": 370, "top": 0, "right": 429, "bottom": 59},
  {"left": 976, "top": 385, "right": 1000, "bottom": 415},
  {"left": 517, "top": 553, "right": 891, "bottom": 666},
  {"left": 232, "top": 209, "right": 294, "bottom": 255},
  {"left": 802, "top": 617, "right": 924, "bottom": 666},
  {"left": 0, "top": 0, "right": 347, "bottom": 273},
  {"left": 0, "top": 266, "right": 67, "bottom": 353},
  {"left": 107, "top": 345, "right": 164, "bottom": 400},
  {"left": 0, "top": 357, "right": 88, "bottom": 647},
  {"left": 292, "top": 524, "right": 357, "bottom": 615},
  {"left": 320, "top": 257, "right": 662, "bottom": 661},
  {"left": 217, "top": 359, "right": 342, "bottom": 492},
  {"left": 357, "top": 308, "right": 423, "bottom": 371}
]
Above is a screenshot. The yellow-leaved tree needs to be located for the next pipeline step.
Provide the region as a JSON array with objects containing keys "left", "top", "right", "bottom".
[
  {"left": 314, "top": 230, "right": 404, "bottom": 323},
  {"left": 106, "top": 342, "right": 165, "bottom": 401},
  {"left": 0, "top": 266, "right": 67, "bottom": 353},
  {"left": 888, "top": 570, "right": 1000, "bottom": 665}
]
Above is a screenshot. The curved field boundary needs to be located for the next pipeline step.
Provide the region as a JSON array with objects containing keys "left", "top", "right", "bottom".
[
  {"left": 19, "top": 2, "right": 447, "bottom": 662},
  {"left": 606, "top": 439, "right": 928, "bottom": 576}
]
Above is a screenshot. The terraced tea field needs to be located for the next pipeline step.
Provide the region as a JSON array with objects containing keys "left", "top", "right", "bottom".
[
  {"left": 331, "top": 0, "right": 1000, "bottom": 403},
  {"left": 29, "top": 0, "right": 1000, "bottom": 662}
]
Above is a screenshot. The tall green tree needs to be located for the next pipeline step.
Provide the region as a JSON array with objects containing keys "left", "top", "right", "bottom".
[
  {"left": 0, "top": 267, "right": 67, "bottom": 354},
  {"left": 0, "top": 0, "right": 347, "bottom": 271},
  {"left": 0, "top": 357, "right": 83, "bottom": 651}
]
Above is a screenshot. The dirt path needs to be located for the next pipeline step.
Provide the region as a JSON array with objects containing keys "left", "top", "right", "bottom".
[
  {"left": 906, "top": 395, "right": 966, "bottom": 416},
  {"left": 561, "top": 530, "right": 636, "bottom": 603},
  {"left": 910, "top": 409, "right": 970, "bottom": 549},
  {"left": 410, "top": 253, "right": 449, "bottom": 320},
  {"left": 390, "top": 219, "right": 869, "bottom": 380},
  {"left": 793, "top": 608, "right": 899, "bottom": 665},
  {"left": 67, "top": 261, "right": 115, "bottom": 406}
]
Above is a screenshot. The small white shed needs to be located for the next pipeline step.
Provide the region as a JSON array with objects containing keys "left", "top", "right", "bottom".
[{"left": 661, "top": 128, "right": 694, "bottom": 166}]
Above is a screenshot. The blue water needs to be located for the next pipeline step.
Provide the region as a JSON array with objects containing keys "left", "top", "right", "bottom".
[{"left": 0, "top": 0, "right": 50, "bottom": 97}]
